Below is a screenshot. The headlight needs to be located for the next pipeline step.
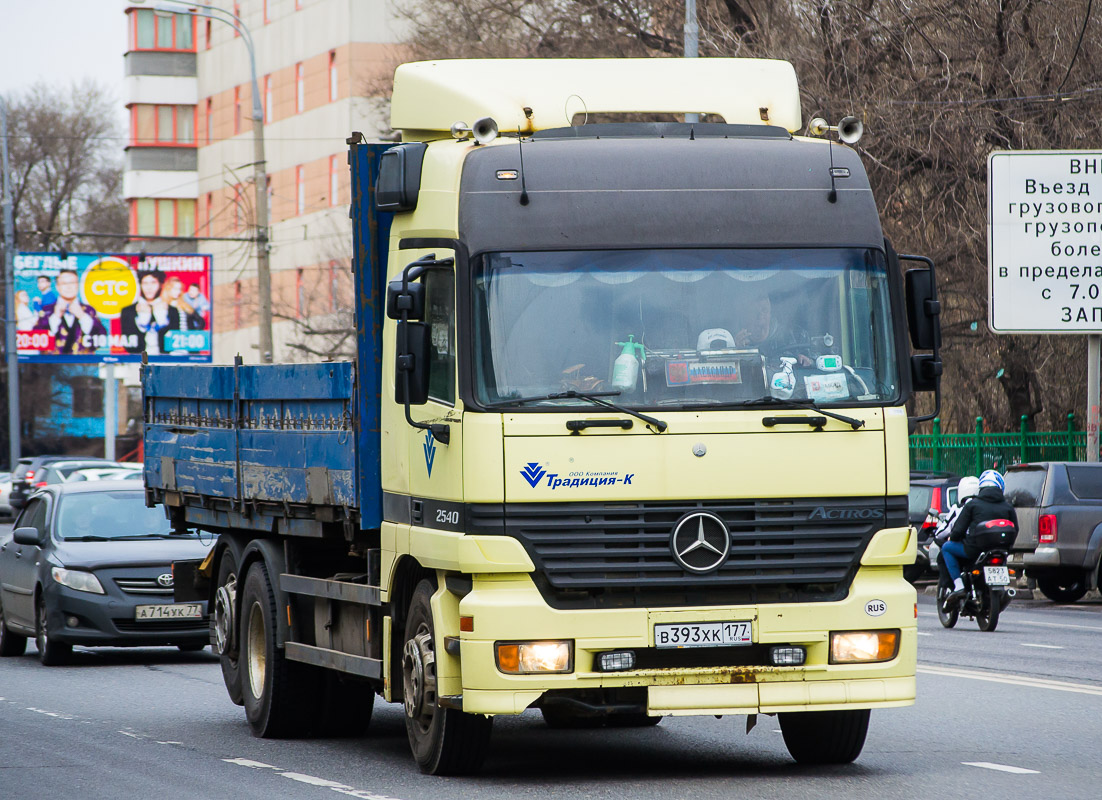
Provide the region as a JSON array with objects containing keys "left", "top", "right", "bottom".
[
  {"left": 830, "top": 630, "right": 899, "bottom": 664},
  {"left": 51, "top": 567, "right": 105, "bottom": 595},
  {"left": 495, "top": 641, "right": 573, "bottom": 674}
]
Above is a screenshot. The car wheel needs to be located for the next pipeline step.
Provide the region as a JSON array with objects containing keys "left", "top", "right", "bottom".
[
  {"left": 0, "top": 596, "right": 28, "bottom": 657},
  {"left": 779, "top": 709, "right": 870, "bottom": 764},
  {"left": 403, "top": 579, "right": 493, "bottom": 775},
  {"left": 36, "top": 598, "right": 71, "bottom": 666},
  {"left": 214, "top": 547, "right": 244, "bottom": 705},
  {"left": 1037, "top": 572, "right": 1089, "bottom": 604}
]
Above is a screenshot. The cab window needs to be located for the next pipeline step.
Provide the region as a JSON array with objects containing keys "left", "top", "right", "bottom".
[{"left": 424, "top": 269, "right": 455, "bottom": 405}]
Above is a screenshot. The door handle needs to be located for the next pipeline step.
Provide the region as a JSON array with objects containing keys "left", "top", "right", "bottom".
[{"left": 762, "top": 415, "right": 827, "bottom": 429}]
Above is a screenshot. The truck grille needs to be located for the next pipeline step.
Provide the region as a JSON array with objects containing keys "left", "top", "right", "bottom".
[{"left": 469, "top": 496, "right": 907, "bottom": 608}]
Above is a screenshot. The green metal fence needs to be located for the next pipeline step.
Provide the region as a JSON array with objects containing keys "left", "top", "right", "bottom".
[{"left": 909, "top": 414, "right": 1087, "bottom": 476}]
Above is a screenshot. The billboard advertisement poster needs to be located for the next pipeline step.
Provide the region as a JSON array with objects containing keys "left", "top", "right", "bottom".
[{"left": 13, "top": 252, "right": 213, "bottom": 363}]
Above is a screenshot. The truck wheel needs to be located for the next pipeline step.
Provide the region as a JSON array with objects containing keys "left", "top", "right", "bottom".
[
  {"left": 214, "top": 548, "right": 244, "bottom": 705},
  {"left": 1036, "top": 572, "right": 1089, "bottom": 604},
  {"left": 315, "top": 673, "right": 375, "bottom": 737},
  {"left": 239, "top": 562, "right": 311, "bottom": 737},
  {"left": 35, "top": 598, "right": 71, "bottom": 667},
  {"left": 403, "top": 579, "right": 492, "bottom": 775},
  {"left": 779, "top": 709, "right": 870, "bottom": 764},
  {"left": 0, "top": 597, "right": 27, "bottom": 657}
]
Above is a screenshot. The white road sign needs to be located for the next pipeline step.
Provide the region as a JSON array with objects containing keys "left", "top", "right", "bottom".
[{"left": 988, "top": 150, "right": 1102, "bottom": 333}]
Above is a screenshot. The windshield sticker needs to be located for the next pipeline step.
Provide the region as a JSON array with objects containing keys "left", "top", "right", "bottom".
[
  {"left": 519, "top": 463, "right": 635, "bottom": 490},
  {"left": 666, "top": 360, "right": 743, "bottom": 387},
  {"left": 803, "top": 372, "right": 849, "bottom": 402},
  {"left": 423, "top": 430, "right": 437, "bottom": 477}
]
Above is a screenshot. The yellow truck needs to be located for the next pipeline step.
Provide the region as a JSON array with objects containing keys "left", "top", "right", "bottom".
[{"left": 150, "top": 57, "right": 943, "bottom": 775}]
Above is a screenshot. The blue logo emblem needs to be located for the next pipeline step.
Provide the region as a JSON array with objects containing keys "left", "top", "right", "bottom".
[
  {"left": 423, "top": 430, "right": 437, "bottom": 477},
  {"left": 520, "top": 462, "right": 546, "bottom": 487}
]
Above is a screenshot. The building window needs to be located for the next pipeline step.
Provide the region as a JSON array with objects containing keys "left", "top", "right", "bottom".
[
  {"left": 132, "top": 198, "right": 195, "bottom": 237},
  {"left": 205, "top": 192, "right": 213, "bottom": 235},
  {"left": 177, "top": 199, "right": 196, "bottom": 237},
  {"left": 132, "top": 104, "right": 195, "bottom": 146},
  {"left": 296, "top": 63, "right": 305, "bottom": 113},
  {"left": 263, "top": 75, "right": 272, "bottom": 124},
  {"left": 296, "top": 269, "right": 305, "bottom": 318},
  {"left": 234, "top": 87, "right": 241, "bottom": 135},
  {"left": 234, "top": 281, "right": 242, "bottom": 329},
  {"left": 329, "top": 261, "right": 340, "bottom": 312},
  {"left": 71, "top": 376, "right": 104, "bottom": 418},
  {"left": 135, "top": 199, "right": 155, "bottom": 236},
  {"left": 329, "top": 155, "right": 338, "bottom": 206},
  {"left": 296, "top": 166, "right": 305, "bottom": 215},
  {"left": 329, "top": 51, "right": 338, "bottom": 102},
  {"left": 233, "top": 3, "right": 241, "bottom": 35},
  {"left": 131, "top": 9, "right": 195, "bottom": 51},
  {"left": 205, "top": 19, "right": 211, "bottom": 49},
  {"left": 205, "top": 98, "right": 213, "bottom": 144}
]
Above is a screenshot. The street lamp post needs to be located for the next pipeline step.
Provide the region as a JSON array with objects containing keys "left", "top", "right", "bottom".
[
  {"left": 1, "top": 98, "right": 20, "bottom": 468},
  {"left": 141, "top": 1, "right": 273, "bottom": 363}
]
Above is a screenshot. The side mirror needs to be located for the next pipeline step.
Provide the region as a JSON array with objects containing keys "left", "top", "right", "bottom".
[
  {"left": 386, "top": 280, "right": 425, "bottom": 320},
  {"left": 395, "top": 321, "right": 431, "bottom": 405},
  {"left": 375, "top": 143, "right": 428, "bottom": 212},
  {"left": 910, "top": 354, "right": 942, "bottom": 393},
  {"left": 905, "top": 268, "right": 940, "bottom": 350},
  {"left": 13, "top": 527, "right": 43, "bottom": 547}
]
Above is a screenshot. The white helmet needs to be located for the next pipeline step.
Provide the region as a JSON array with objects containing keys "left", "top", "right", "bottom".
[{"left": 957, "top": 476, "right": 979, "bottom": 502}]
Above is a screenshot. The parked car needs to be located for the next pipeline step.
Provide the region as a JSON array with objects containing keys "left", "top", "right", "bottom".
[
  {"left": 1004, "top": 461, "right": 1102, "bottom": 603},
  {"left": 34, "top": 460, "right": 131, "bottom": 487},
  {"left": 0, "top": 480, "right": 214, "bottom": 664},
  {"left": 905, "top": 471, "right": 960, "bottom": 581},
  {"left": 0, "top": 472, "right": 12, "bottom": 521},
  {"left": 8, "top": 455, "right": 108, "bottom": 513},
  {"left": 67, "top": 466, "right": 143, "bottom": 482}
]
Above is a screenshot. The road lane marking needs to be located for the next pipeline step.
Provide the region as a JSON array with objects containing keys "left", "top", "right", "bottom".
[
  {"left": 916, "top": 631, "right": 932, "bottom": 636},
  {"left": 1020, "top": 643, "right": 1063, "bottom": 649},
  {"left": 919, "top": 665, "right": 1102, "bottom": 696},
  {"left": 225, "top": 757, "right": 405, "bottom": 799},
  {"left": 963, "top": 762, "right": 1040, "bottom": 774},
  {"left": 918, "top": 610, "right": 1102, "bottom": 632}
]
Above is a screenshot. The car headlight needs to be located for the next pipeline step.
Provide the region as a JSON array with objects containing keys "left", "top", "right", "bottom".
[
  {"left": 51, "top": 567, "right": 105, "bottom": 595},
  {"left": 495, "top": 641, "right": 573, "bottom": 674},
  {"left": 830, "top": 629, "right": 899, "bottom": 664}
]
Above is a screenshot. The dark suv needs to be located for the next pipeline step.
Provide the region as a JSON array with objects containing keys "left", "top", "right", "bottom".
[
  {"left": 906, "top": 471, "right": 960, "bottom": 581},
  {"left": 1004, "top": 461, "right": 1102, "bottom": 603}
]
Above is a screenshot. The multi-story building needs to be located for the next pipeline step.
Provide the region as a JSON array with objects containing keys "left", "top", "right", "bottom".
[{"left": 123, "top": 0, "right": 404, "bottom": 363}]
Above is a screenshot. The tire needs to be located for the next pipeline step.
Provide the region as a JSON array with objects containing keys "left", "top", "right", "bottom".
[
  {"left": 314, "top": 672, "right": 375, "bottom": 737},
  {"left": 403, "top": 579, "right": 492, "bottom": 775},
  {"left": 214, "top": 547, "right": 244, "bottom": 705},
  {"left": 976, "top": 589, "right": 1001, "bottom": 632},
  {"left": 936, "top": 585, "right": 959, "bottom": 629},
  {"left": 779, "top": 709, "right": 871, "bottom": 764},
  {"left": 36, "top": 598, "right": 71, "bottom": 667},
  {"left": 239, "top": 562, "right": 312, "bottom": 738},
  {"left": 178, "top": 643, "right": 207, "bottom": 652},
  {"left": 1036, "top": 573, "right": 1089, "bottom": 604},
  {"left": 0, "top": 596, "right": 27, "bottom": 657}
]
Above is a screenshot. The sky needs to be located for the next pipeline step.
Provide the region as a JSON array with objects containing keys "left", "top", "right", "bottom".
[{"left": 0, "top": 0, "right": 131, "bottom": 130}]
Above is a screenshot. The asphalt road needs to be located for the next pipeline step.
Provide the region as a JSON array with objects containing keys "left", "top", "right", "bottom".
[{"left": 1, "top": 547, "right": 1099, "bottom": 799}]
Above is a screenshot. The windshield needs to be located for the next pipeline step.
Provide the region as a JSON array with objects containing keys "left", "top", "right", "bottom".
[
  {"left": 55, "top": 490, "right": 178, "bottom": 540},
  {"left": 473, "top": 248, "right": 899, "bottom": 409}
]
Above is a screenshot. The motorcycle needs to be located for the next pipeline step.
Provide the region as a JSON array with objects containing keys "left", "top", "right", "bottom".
[{"left": 934, "top": 520, "right": 1018, "bottom": 634}]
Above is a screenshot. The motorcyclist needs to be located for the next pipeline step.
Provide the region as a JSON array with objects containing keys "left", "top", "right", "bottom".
[
  {"left": 942, "top": 470, "right": 1018, "bottom": 605},
  {"left": 931, "top": 475, "right": 979, "bottom": 586}
]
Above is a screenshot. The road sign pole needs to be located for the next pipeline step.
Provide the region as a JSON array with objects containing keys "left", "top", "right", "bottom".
[
  {"left": 1089, "top": 335, "right": 1099, "bottom": 462},
  {"left": 104, "top": 365, "right": 117, "bottom": 462}
]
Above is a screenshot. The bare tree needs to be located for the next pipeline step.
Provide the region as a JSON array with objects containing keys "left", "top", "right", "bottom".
[
  {"left": 0, "top": 81, "right": 128, "bottom": 460},
  {"left": 391, "top": 0, "right": 1101, "bottom": 432}
]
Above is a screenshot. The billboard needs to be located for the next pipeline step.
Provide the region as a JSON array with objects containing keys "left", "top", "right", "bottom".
[{"left": 13, "top": 252, "right": 213, "bottom": 363}]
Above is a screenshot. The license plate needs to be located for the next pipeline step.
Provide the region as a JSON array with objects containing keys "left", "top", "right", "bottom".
[
  {"left": 655, "top": 621, "right": 752, "bottom": 648},
  {"left": 983, "top": 566, "right": 1010, "bottom": 586},
  {"left": 135, "top": 604, "right": 203, "bottom": 621}
]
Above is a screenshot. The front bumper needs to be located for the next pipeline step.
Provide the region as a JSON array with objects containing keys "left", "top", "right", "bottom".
[
  {"left": 451, "top": 567, "right": 917, "bottom": 716},
  {"left": 43, "top": 582, "right": 209, "bottom": 647}
]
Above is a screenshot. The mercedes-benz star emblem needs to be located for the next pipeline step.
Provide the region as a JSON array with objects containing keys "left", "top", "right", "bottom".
[
  {"left": 671, "top": 512, "right": 730, "bottom": 573},
  {"left": 157, "top": 573, "right": 174, "bottom": 588}
]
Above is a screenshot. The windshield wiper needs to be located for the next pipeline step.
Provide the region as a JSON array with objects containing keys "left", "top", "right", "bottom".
[
  {"left": 739, "top": 395, "right": 865, "bottom": 430},
  {"left": 63, "top": 536, "right": 113, "bottom": 542},
  {"left": 486, "top": 389, "right": 668, "bottom": 433}
]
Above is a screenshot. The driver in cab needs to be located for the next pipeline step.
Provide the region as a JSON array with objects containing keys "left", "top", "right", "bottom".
[{"left": 733, "top": 293, "right": 812, "bottom": 366}]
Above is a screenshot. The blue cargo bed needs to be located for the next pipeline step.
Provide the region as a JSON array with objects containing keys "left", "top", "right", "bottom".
[{"left": 144, "top": 361, "right": 360, "bottom": 535}]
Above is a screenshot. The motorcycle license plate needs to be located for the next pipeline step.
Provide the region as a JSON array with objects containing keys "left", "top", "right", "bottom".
[
  {"left": 654, "top": 621, "right": 752, "bottom": 648},
  {"left": 983, "top": 566, "right": 1010, "bottom": 586}
]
